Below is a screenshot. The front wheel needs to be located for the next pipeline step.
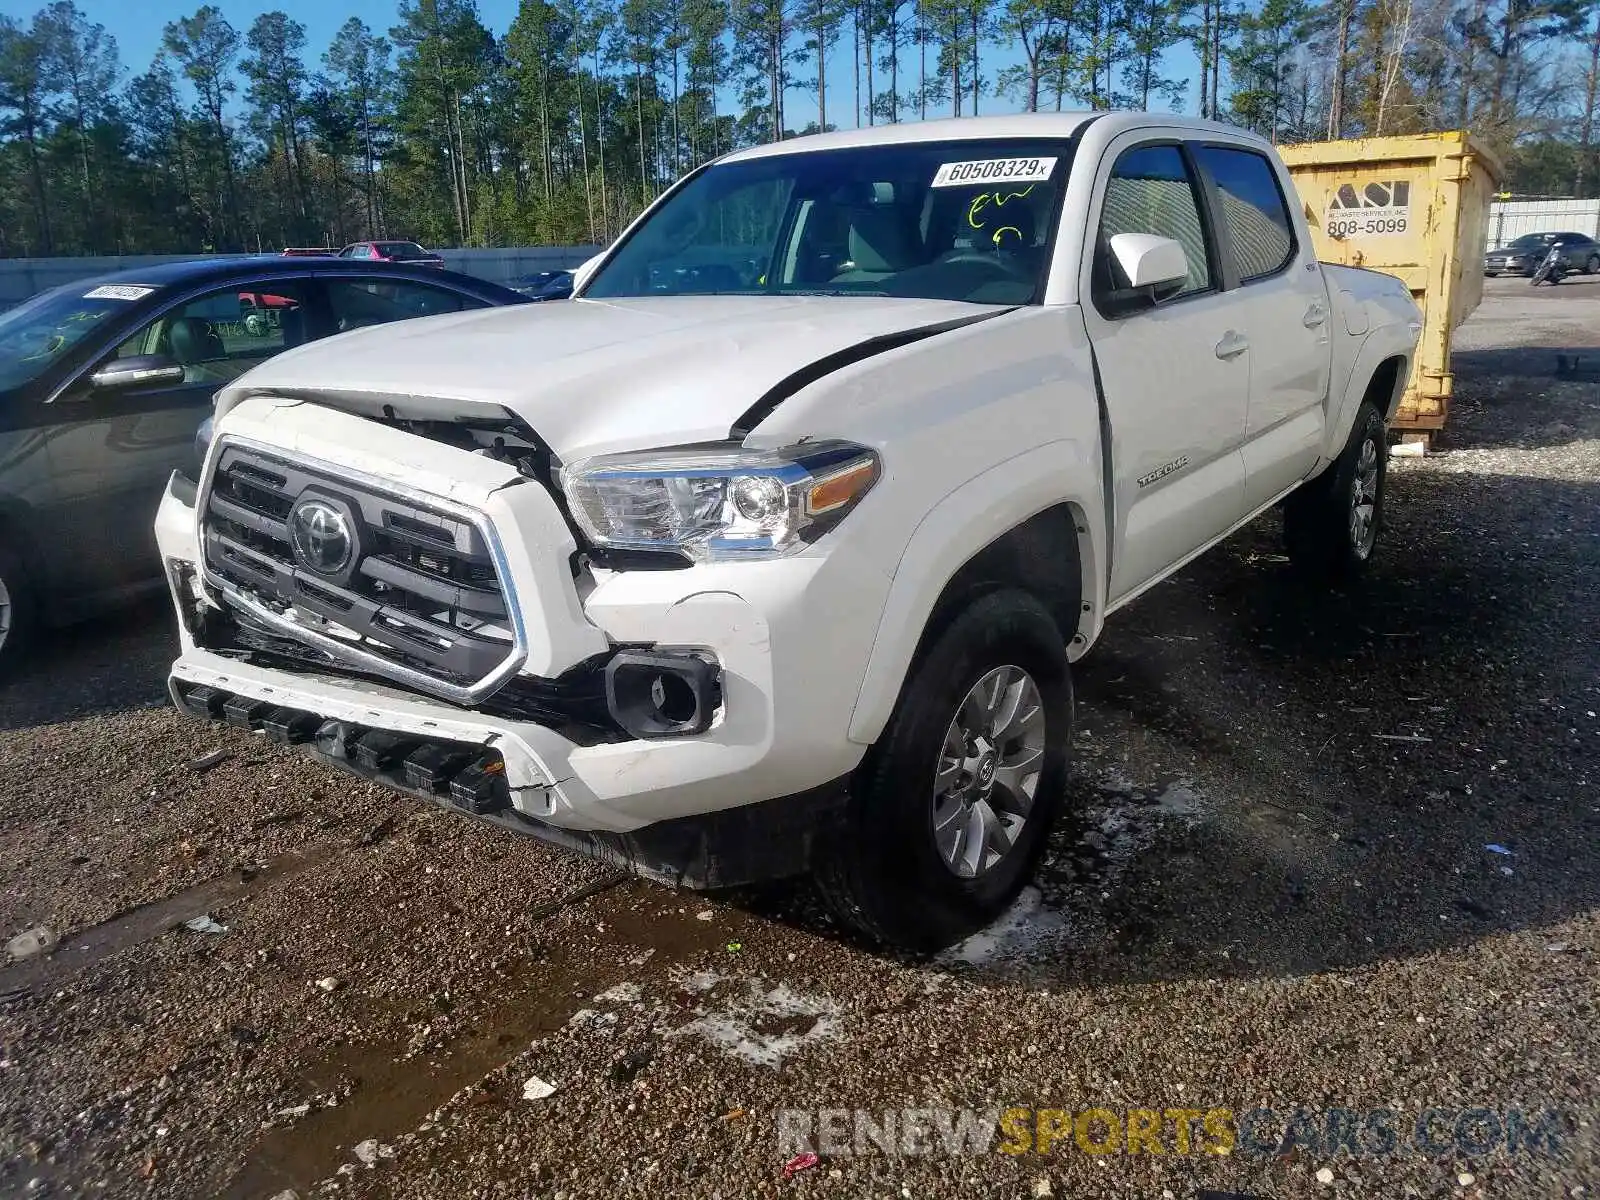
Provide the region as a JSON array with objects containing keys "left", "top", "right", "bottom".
[
  {"left": 1284, "top": 400, "right": 1387, "bottom": 583},
  {"left": 815, "top": 590, "right": 1072, "bottom": 951}
]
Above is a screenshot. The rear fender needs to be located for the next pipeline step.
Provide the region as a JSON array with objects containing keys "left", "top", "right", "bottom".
[{"left": 1319, "top": 325, "right": 1415, "bottom": 469}]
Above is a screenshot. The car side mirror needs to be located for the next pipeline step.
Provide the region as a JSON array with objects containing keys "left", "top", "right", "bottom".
[
  {"left": 571, "top": 252, "right": 606, "bottom": 294},
  {"left": 1104, "top": 233, "right": 1190, "bottom": 315},
  {"left": 87, "top": 354, "right": 187, "bottom": 392}
]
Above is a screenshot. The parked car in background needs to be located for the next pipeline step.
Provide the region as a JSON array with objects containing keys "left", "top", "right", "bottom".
[
  {"left": 1484, "top": 231, "right": 1600, "bottom": 276},
  {"left": 337, "top": 240, "right": 446, "bottom": 268},
  {"left": 0, "top": 256, "right": 527, "bottom": 677},
  {"left": 511, "top": 269, "right": 575, "bottom": 300}
]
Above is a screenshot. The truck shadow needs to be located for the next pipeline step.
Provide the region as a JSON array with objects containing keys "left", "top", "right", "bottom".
[{"left": 977, "top": 461, "right": 1597, "bottom": 985}]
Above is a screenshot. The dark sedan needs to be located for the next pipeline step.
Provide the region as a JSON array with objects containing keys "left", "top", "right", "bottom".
[
  {"left": 1484, "top": 231, "right": 1600, "bottom": 276},
  {"left": 0, "top": 256, "right": 527, "bottom": 676},
  {"left": 510, "top": 269, "right": 576, "bottom": 301}
]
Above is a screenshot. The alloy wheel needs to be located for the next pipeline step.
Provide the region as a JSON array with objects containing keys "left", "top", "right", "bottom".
[
  {"left": 1349, "top": 436, "right": 1380, "bottom": 559},
  {"left": 931, "top": 665, "right": 1047, "bottom": 879}
]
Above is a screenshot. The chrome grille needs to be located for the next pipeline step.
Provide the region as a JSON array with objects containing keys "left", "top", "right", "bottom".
[{"left": 200, "top": 440, "right": 524, "bottom": 701}]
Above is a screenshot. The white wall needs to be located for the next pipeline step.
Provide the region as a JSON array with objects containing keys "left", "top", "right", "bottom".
[{"left": 1487, "top": 199, "right": 1600, "bottom": 245}]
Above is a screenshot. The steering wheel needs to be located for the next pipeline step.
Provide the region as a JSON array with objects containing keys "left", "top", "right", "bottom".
[{"left": 937, "top": 251, "right": 1030, "bottom": 276}]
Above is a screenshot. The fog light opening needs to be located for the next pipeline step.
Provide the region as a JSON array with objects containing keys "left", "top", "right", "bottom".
[
  {"left": 604, "top": 650, "right": 720, "bottom": 739},
  {"left": 650, "top": 671, "right": 698, "bottom": 725}
]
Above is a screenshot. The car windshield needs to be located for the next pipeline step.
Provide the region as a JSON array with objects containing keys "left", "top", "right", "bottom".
[
  {"left": 379, "top": 242, "right": 430, "bottom": 258},
  {"left": 0, "top": 282, "right": 148, "bottom": 390},
  {"left": 1506, "top": 235, "right": 1553, "bottom": 249},
  {"left": 583, "top": 138, "right": 1076, "bottom": 306}
]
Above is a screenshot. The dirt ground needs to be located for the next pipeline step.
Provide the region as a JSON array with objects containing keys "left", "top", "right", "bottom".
[{"left": 2, "top": 276, "right": 1598, "bottom": 1200}]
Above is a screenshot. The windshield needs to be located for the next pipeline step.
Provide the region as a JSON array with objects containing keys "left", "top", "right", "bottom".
[
  {"left": 583, "top": 138, "right": 1075, "bottom": 306},
  {"left": 379, "top": 242, "right": 431, "bottom": 258},
  {"left": 0, "top": 282, "right": 149, "bottom": 391},
  {"left": 1506, "top": 234, "right": 1553, "bottom": 249}
]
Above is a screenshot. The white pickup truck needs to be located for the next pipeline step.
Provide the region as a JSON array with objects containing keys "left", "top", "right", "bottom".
[{"left": 158, "top": 113, "right": 1421, "bottom": 949}]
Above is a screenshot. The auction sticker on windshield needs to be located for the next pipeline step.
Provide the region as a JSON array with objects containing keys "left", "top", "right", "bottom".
[
  {"left": 1324, "top": 179, "right": 1412, "bottom": 238},
  {"left": 932, "top": 157, "right": 1058, "bottom": 188},
  {"left": 83, "top": 284, "right": 156, "bottom": 301}
]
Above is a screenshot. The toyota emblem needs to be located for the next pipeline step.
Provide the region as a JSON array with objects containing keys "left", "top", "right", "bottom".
[{"left": 288, "top": 497, "right": 353, "bottom": 574}]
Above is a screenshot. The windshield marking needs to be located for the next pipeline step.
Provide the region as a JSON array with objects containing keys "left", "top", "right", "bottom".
[
  {"left": 931, "top": 157, "right": 1057, "bottom": 188},
  {"left": 83, "top": 284, "right": 155, "bottom": 301}
]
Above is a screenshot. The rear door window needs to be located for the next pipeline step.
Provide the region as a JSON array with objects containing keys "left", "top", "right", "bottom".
[
  {"left": 1194, "top": 145, "right": 1297, "bottom": 282},
  {"left": 326, "top": 278, "right": 485, "bottom": 334}
]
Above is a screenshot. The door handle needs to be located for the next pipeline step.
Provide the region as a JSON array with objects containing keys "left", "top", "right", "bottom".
[
  {"left": 1303, "top": 303, "right": 1328, "bottom": 328},
  {"left": 1215, "top": 331, "right": 1249, "bottom": 359}
]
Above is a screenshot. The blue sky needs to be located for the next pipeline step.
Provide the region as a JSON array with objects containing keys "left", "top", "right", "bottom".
[{"left": 7, "top": 0, "right": 1204, "bottom": 128}]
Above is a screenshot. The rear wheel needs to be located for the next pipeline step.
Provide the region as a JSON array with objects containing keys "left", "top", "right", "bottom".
[
  {"left": 0, "top": 540, "right": 36, "bottom": 682},
  {"left": 1587, "top": 253, "right": 1600, "bottom": 274},
  {"left": 1284, "top": 400, "right": 1387, "bottom": 583},
  {"left": 815, "top": 590, "right": 1072, "bottom": 952}
]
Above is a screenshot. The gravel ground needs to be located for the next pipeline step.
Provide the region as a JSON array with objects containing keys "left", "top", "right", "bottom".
[{"left": 2, "top": 277, "right": 1598, "bottom": 1200}]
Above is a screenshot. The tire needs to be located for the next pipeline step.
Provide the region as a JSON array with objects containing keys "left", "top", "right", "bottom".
[
  {"left": 1284, "top": 400, "right": 1387, "bottom": 583},
  {"left": 0, "top": 539, "right": 36, "bottom": 682},
  {"left": 1587, "top": 254, "right": 1600, "bottom": 275},
  {"left": 815, "top": 589, "right": 1072, "bottom": 952}
]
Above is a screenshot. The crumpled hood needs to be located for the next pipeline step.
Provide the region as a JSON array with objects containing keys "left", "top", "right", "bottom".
[{"left": 218, "top": 294, "right": 1001, "bottom": 459}]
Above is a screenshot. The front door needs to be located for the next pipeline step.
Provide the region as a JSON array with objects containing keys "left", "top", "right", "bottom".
[
  {"left": 40, "top": 279, "right": 314, "bottom": 599},
  {"left": 1078, "top": 137, "right": 1252, "bottom": 605}
]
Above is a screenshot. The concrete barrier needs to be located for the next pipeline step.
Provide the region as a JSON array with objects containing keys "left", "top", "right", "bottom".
[{"left": 0, "top": 246, "right": 602, "bottom": 310}]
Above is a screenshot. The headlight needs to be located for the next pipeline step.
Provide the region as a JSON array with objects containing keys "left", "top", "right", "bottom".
[{"left": 559, "top": 440, "right": 879, "bottom": 562}]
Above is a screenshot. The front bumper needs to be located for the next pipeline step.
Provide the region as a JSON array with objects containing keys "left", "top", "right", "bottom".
[
  {"left": 1484, "top": 258, "right": 1542, "bottom": 276},
  {"left": 157, "top": 427, "right": 888, "bottom": 848}
]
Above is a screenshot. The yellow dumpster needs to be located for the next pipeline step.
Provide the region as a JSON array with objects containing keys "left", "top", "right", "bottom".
[{"left": 1277, "top": 131, "right": 1502, "bottom": 443}]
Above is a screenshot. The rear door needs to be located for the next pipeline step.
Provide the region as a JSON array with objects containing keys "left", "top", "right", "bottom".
[
  {"left": 1079, "top": 134, "right": 1251, "bottom": 605},
  {"left": 1192, "top": 142, "right": 1332, "bottom": 512}
]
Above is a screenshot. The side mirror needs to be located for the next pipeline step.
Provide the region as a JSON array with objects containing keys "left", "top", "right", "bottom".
[
  {"left": 1109, "top": 233, "right": 1189, "bottom": 294},
  {"left": 88, "top": 354, "right": 186, "bottom": 392},
  {"left": 570, "top": 251, "right": 606, "bottom": 294}
]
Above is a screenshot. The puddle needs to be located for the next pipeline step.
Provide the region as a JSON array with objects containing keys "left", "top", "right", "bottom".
[
  {"left": 221, "top": 955, "right": 584, "bottom": 1200},
  {"left": 937, "top": 887, "right": 1071, "bottom": 968},
  {"left": 938, "top": 772, "right": 1209, "bottom": 975},
  {"left": 223, "top": 883, "right": 731, "bottom": 1198},
  {"left": 0, "top": 843, "right": 341, "bottom": 993},
  {"left": 669, "top": 978, "right": 841, "bottom": 1068}
]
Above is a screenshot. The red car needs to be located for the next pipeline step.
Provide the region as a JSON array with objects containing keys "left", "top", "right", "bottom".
[{"left": 336, "top": 240, "right": 446, "bottom": 268}]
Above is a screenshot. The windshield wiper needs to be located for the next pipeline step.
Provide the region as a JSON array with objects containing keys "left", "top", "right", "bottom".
[{"left": 777, "top": 289, "right": 889, "bottom": 297}]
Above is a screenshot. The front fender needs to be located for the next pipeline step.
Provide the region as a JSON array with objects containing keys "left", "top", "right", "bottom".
[{"left": 846, "top": 438, "right": 1105, "bottom": 746}]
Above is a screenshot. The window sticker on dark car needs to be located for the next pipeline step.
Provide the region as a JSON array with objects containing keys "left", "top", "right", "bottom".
[{"left": 84, "top": 284, "right": 155, "bottom": 301}]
